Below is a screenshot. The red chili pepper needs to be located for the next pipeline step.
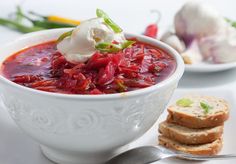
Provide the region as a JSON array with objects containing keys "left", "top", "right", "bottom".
[
  {"left": 144, "top": 10, "right": 161, "bottom": 39},
  {"left": 144, "top": 24, "right": 158, "bottom": 38}
]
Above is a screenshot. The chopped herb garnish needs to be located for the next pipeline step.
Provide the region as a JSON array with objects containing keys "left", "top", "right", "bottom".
[
  {"left": 57, "top": 30, "right": 73, "bottom": 43},
  {"left": 121, "top": 40, "right": 136, "bottom": 49},
  {"left": 116, "top": 80, "right": 127, "bottom": 92},
  {"left": 57, "top": 9, "right": 135, "bottom": 53},
  {"left": 96, "top": 9, "right": 122, "bottom": 33},
  {"left": 95, "top": 40, "right": 135, "bottom": 53},
  {"left": 176, "top": 98, "right": 193, "bottom": 107},
  {"left": 200, "top": 102, "right": 213, "bottom": 114},
  {"left": 95, "top": 42, "right": 121, "bottom": 53}
]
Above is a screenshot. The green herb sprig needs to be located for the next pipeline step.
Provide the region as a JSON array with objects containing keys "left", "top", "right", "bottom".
[
  {"left": 200, "top": 102, "right": 213, "bottom": 114},
  {"left": 57, "top": 9, "right": 135, "bottom": 53},
  {"left": 176, "top": 98, "right": 193, "bottom": 107},
  {"left": 95, "top": 40, "right": 135, "bottom": 53},
  {"left": 57, "top": 30, "right": 73, "bottom": 43},
  {"left": 96, "top": 9, "right": 122, "bottom": 33}
]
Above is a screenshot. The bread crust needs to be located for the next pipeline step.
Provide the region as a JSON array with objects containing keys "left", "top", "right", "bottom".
[
  {"left": 158, "top": 135, "right": 223, "bottom": 156},
  {"left": 159, "top": 121, "right": 223, "bottom": 145},
  {"left": 167, "top": 96, "right": 230, "bottom": 128},
  {"left": 167, "top": 109, "right": 229, "bottom": 128}
]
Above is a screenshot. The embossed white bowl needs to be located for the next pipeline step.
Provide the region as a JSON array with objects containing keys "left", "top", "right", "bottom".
[{"left": 0, "top": 29, "right": 184, "bottom": 164}]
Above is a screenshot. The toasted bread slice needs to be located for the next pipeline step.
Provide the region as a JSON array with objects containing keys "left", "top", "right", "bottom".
[
  {"left": 167, "top": 96, "right": 229, "bottom": 128},
  {"left": 159, "top": 121, "right": 223, "bottom": 145},
  {"left": 158, "top": 135, "right": 223, "bottom": 155}
]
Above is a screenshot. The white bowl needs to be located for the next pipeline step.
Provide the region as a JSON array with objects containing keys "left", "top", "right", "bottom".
[{"left": 0, "top": 29, "right": 184, "bottom": 164}]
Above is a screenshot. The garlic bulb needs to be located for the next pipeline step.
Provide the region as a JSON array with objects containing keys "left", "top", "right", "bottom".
[
  {"left": 174, "top": 1, "right": 227, "bottom": 44},
  {"left": 199, "top": 27, "right": 236, "bottom": 63}
]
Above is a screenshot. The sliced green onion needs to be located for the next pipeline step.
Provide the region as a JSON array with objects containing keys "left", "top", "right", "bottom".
[
  {"left": 95, "top": 42, "right": 121, "bottom": 53},
  {"left": 200, "top": 102, "right": 213, "bottom": 114},
  {"left": 121, "top": 40, "right": 136, "bottom": 49},
  {"left": 57, "top": 30, "right": 73, "bottom": 43},
  {"left": 96, "top": 9, "right": 122, "bottom": 33},
  {"left": 95, "top": 40, "right": 135, "bottom": 53},
  {"left": 176, "top": 98, "right": 193, "bottom": 107}
]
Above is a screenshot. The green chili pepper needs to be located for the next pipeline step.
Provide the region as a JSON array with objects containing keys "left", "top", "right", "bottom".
[
  {"left": 0, "top": 18, "right": 45, "bottom": 33},
  {"left": 96, "top": 9, "right": 122, "bottom": 33}
]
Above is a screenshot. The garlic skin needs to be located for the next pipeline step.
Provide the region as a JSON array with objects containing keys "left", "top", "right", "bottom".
[
  {"left": 181, "top": 40, "right": 203, "bottom": 64},
  {"left": 161, "top": 31, "right": 186, "bottom": 53},
  {"left": 199, "top": 27, "right": 236, "bottom": 63},
  {"left": 57, "top": 18, "right": 126, "bottom": 63},
  {"left": 174, "top": 1, "right": 227, "bottom": 43}
]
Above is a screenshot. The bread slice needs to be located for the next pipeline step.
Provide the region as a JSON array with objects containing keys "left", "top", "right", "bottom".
[
  {"left": 167, "top": 96, "right": 229, "bottom": 128},
  {"left": 159, "top": 121, "right": 223, "bottom": 145},
  {"left": 158, "top": 135, "right": 223, "bottom": 155}
]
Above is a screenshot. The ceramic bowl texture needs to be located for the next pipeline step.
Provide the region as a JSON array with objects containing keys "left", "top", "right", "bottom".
[{"left": 0, "top": 29, "right": 184, "bottom": 164}]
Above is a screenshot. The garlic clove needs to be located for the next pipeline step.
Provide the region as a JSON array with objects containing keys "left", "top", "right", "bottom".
[
  {"left": 161, "top": 31, "right": 186, "bottom": 53},
  {"left": 181, "top": 40, "right": 203, "bottom": 64}
]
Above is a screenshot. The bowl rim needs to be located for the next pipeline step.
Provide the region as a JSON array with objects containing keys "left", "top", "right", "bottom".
[{"left": 0, "top": 28, "right": 184, "bottom": 100}]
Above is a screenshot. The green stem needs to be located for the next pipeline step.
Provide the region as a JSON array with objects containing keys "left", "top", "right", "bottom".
[
  {"left": 15, "top": 5, "right": 24, "bottom": 23},
  {"left": 96, "top": 9, "right": 122, "bottom": 33},
  {"left": 31, "top": 20, "right": 76, "bottom": 29},
  {"left": 225, "top": 18, "right": 236, "bottom": 28},
  {"left": 0, "top": 18, "right": 45, "bottom": 33},
  {"left": 28, "top": 11, "right": 47, "bottom": 20},
  {"left": 231, "top": 22, "right": 236, "bottom": 28},
  {"left": 15, "top": 8, "right": 35, "bottom": 22},
  {"left": 57, "top": 30, "right": 73, "bottom": 43},
  {"left": 14, "top": 9, "right": 75, "bottom": 29}
]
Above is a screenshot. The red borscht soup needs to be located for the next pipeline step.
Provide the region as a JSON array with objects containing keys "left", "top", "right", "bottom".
[{"left": 1, "top": 40, "right": 176, "bottom": 94}]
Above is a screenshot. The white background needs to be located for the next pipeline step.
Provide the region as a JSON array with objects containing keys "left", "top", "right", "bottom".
[{"left": 0, "top": 0, "right": 236, "bottom": 163}]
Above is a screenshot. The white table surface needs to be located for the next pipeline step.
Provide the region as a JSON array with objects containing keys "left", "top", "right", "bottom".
[{"left": 0, "top": 0, "right": 236, "bottom": 163}]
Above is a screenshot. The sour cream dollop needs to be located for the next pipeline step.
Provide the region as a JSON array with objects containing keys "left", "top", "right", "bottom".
[{"left": 57, "top": 18, "right": 126, "bottom": 63}]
